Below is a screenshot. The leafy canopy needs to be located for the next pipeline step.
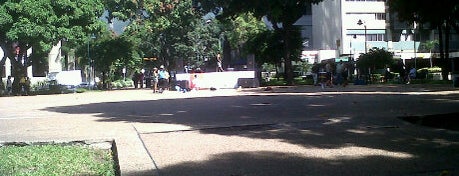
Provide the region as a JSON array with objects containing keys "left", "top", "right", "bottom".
[
  {"left": 356, "top": 48, "right": 394, "bottom": 74},
  {"left": 199, "top": 0, "right": 323, "bottom": 85}
]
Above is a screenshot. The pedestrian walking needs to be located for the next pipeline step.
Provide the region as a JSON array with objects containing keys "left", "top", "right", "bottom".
[
  {"left": 324, "top": 60, "right": 334, "bottom": 87},
  {"left": 0, "top": 78, "right": 4, "bottom": 95},
  {"left": 311, "top": 62, "right": 319, "bottom": 86},
  {"left": 407, "top": 67, "right": 416, "bottom": 84},
  {"left": 335, "top": 60, "right": 345, "bottom": 86},
  {"left": 132, "top": 71, "right": 139, "bottom": 89},
  {"left": 139, "top": 71, "right": 145, "bottom": 88},
  {"left": 158, "top": 65, "right": 170, "bottom": 93},
  {"left": 216, "top": 53, "right": 224, "bottom": 72},
  {"left": 24, "top": 77, "right": 31, "bottom": 95},
  {"left": 152, "top": 67, "right": 159, "bottom": 93},
  {"left": 396, "top": 60, "right": 407, "bottom": 84}
]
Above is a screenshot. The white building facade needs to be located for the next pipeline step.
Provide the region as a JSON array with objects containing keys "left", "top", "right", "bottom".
[{"left": 297, "top": 0, "right": 432, "bottom": 64}]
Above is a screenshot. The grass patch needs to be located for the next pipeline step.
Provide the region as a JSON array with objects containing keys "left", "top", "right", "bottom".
[{"left": 0, "top": 144, "right": 116, "bottom": 176}]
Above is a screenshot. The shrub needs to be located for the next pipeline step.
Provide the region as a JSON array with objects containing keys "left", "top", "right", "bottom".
[
  {"left": 75, "top": 88, "right": 87, "bottom": 93},
  {"left": 418, "top": 67, "right": 442, "bottom": 73},
  {"left": 417, "top": 67, "right": 442, "bottom": 79},
  {"left": 110, "top": 79, "right": 133, "bottom": 89}
]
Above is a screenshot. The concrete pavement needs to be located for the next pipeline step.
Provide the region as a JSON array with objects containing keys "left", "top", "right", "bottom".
[{"left": 1, "top": 84, "right": 459, "bottom": 176}]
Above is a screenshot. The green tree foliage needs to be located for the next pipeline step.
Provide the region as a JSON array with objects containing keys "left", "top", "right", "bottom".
[
  {"left": 148, "top": 0, "right": 202, "bottom": 69},
  {"left": 245, "top": 25, "right": 302, "bottom": 68},
  {"left": 0, "top": 0, "right": 105, "bottom": 94},
  {"left": 186, "top": 18, "right": 223, "bottom": 69},
  {"left": 102, "top": 0, "right": 152, "bottom": 75},
  {"left": 103, "top": 0, "right": 139, "bottom": 22},
  {"left": 115, "top": 0, "right": 219, "bottom": 70},
  {"left": 199, "top": 0, "right": 323, "bottom": 85},
  {"left": 223, "top": 12, "right": 267, "bottom": 50},
  {"left": 101, "top": 0, "right": 270, "bottom": 73},
  {"left": 420, "top": 40, "right": 439, "bottom": 68},
  {"left": 356, "top": 48, "right": 394, "bottom": 74},
  {"left": 89, "top": 33, "right": 141, "bottom": 89},
  {"left": 388, "top": 0, "right": 459, "bottom": 29}
]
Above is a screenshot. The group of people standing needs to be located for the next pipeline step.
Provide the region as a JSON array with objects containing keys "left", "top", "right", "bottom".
[
  {"left": 132, "top": 65, "right": 170, "bottom": 93},
  {"left": 0, "top": 76, "right": 13, "bottom": 96},
  {"left": 1, "top": 76, "right": 31, "bottom": 96},
  {"left": 311, "top": 60, "right": 349, "bottom": 88},
  {"left": 131, "top": 53, "right": 223, "bottom": 93}
]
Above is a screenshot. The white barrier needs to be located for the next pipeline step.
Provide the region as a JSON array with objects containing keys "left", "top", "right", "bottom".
[
  {"left": 48, "top": 70, "right": 83, "bottom": 86},
  {"left": 175, "top": 71, "right": 255, "bottom": 89}
]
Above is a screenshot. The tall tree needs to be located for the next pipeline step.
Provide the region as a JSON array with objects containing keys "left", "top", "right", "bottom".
[
  {"left": 113, "top": 0, "right": 209, "bottom": 70},
  {"left": 0, "top": 0, "right": 105, "bottom": 94},
  {"left": 90, "top": 33, "right": 140, "bottom": 89},
  {"left": 186, "top": 18, "right": 223, "bottom": 70},
  {"left": 199, "top": 0, "right": 323, "bottom": 85},
  {"left": 356, "top": 48, "right": 394, "bottom": 75},
  {"left": 146, "top": 0, "right": 210, "bottom": 69},
  {"left": 420, "top": 40, "right": 439, "bottom": 68},
  {"left": 220, "top": 12, "right": 268, "bottom": 68}
]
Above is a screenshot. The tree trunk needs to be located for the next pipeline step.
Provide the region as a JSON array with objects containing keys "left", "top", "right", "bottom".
[
  {"left": 283, "top": 30, "right": 294, "bottom": 86},
  {"left": 102, "top": 71, "right": 107, "bottom": 90},
  {"left": 438, "top": 25, "right": 449, "bottom": 80},
  {"left": 445, "top": 23, "right": 450, "bottom": 64},
  {"left": 0, "top": 42, "right": 11, "bottom": 87},
  {"left": 11, "top": 58, "right": 28, "bottom": 95},
  {"left": 223, "top": 35, "right": 231, "bottom": 69}
]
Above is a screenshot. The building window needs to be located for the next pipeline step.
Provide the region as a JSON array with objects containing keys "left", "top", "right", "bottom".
[
  {"left": 350, "top": 34, "right": 386, "bottom": 41},
  {"left": 346, "top": 13, "right": 386, "bottom": 20},
  {"left": 375, "top": 13, "right": 386, "bottom": 20},
  {"left": 367, "top": 34, "right": 386, "bottom": 41}
]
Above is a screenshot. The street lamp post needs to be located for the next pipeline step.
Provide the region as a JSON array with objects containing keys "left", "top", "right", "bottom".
[
  {"left": 413, "top": 22, "right": 417, "bottom": 69},
  {"left": 87, "top": 35, "right": 91, "bottom": 89},
  {"left": 87, "top": 34, "right": 96, "bottom": 89},
  {"left": 357, "top": 19, "right": 367, "bottom": 54}
]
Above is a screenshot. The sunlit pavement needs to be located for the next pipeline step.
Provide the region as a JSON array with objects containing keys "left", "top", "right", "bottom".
[{"left": 1, "top": 84, "right": 458, "bottom": 176}]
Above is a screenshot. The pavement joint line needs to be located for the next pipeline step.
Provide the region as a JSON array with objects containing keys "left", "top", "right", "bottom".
[{"left": 132, "top": 124, "right": 161, "bottom": 176}]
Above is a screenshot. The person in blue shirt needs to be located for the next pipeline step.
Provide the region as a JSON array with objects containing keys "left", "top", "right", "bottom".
[{"left": 158, "top": 65, "right": 170, "bottom": 93}]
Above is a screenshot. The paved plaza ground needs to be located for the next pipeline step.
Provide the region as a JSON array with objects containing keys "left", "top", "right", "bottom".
[{"left": 1, "top": 84, "right": 458, "bottom": 176}]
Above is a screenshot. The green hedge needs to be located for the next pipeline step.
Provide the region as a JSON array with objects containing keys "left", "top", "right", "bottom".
[{"left": 110, "top": 80, "right": 133, "bottom": 89}]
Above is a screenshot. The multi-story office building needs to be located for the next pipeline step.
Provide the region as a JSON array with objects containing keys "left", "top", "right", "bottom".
[{"left": 296, "top": 0, "right": 458, "bottom": 68}]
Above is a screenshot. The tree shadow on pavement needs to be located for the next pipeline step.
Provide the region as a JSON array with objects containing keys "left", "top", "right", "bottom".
[
  {"left": 42, "top": 93, "right": 459, "bottom": 175},
  {"left": 183, "top": 122, "right": 459, "bottom": 176},
  {"left": 149, "top": 151, "right": 454, "bottom": 176},
  {"left": 399, "top": 112, "right": 459, "bottom": 131}
]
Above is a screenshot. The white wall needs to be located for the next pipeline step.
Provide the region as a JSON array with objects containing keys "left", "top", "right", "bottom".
[
  {"left": 311, "top": 0, "right": 387, "bottom": 56},
  {"left": 48, "top": 40, "right": 63, "bottom": 73},
  {"left": 176, "top": 71, "right": 255, "bottom": 89},
  {"left": 342, "top": 1, "right": 386, "bottom": 55},
  {"left": 312, "top": 0, "right": 342, "bottom": 51}
]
